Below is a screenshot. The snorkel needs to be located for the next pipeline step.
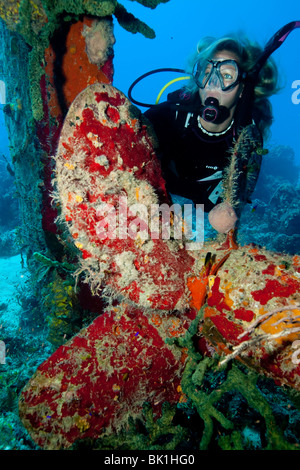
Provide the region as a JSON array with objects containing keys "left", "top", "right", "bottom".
[{"left": 235, "top": 21, "right": 300, "bottom": 131}]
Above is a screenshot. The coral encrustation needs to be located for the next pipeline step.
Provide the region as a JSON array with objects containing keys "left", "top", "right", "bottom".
[{"left": 18, "top": 84, "right": 300, "bottom": 450}]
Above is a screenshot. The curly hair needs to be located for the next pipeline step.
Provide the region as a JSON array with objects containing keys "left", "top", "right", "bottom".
[{"left": 185, "top": 33, "right": 281, "bottom": 137}]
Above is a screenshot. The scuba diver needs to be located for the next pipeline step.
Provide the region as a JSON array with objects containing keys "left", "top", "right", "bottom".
[
  {"left": 143, "top": 36, "right": 278, "bottom": 221},
  {"left": 128, "top": 22, "right": 300, "bottom": 231}
]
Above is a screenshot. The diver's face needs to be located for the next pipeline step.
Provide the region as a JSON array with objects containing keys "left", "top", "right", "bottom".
[{"left": 198, "top": 50, "right": 244, "bottom": 120}]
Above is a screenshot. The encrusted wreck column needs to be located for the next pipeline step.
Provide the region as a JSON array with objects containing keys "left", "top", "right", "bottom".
[
  {"left": 0, "top": 22, "right": 45, "bottom": 259},
  {"left": 0, "top": 0, "right": 167, "bottom": 346}
]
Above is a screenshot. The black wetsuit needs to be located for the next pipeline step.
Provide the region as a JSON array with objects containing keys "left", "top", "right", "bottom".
[{"left": 144, "top": 89, "right": 263, "bottom": 214}]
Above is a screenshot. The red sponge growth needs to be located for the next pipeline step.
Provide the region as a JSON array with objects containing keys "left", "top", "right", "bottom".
[{"left": 19, "top": 304, "right": 196, "bottom": 449}]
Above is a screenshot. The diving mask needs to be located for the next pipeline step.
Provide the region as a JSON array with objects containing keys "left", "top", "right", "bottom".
[{"left": 193, "top": 59, "right": 246, "bottom": 92}]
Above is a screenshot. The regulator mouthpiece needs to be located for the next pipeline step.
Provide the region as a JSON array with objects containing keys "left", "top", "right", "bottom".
[{"left": 200, "top": 97, "right": 230, "bottom": 124}]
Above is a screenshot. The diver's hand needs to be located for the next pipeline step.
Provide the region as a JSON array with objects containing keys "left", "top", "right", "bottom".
[{"left": 208, "top": 201, "right": 238, "bottom": 233}]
